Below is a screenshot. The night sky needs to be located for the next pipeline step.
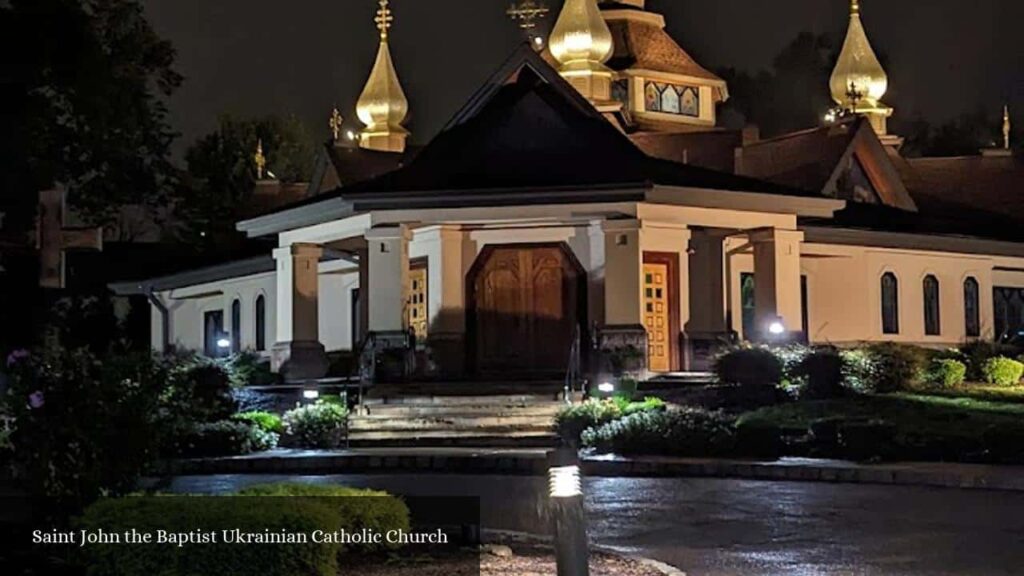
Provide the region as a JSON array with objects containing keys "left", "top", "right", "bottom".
[{"left": 142, "top": 0, "right": 1023, "bottom": 153}]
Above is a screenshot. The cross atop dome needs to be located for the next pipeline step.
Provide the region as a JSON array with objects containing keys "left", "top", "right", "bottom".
[{"left": 374, "top": 0, "right": 393, "bottom": 40}]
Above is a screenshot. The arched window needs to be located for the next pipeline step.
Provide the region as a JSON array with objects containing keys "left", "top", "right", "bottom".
[
  {"left": 964, "top": 277, "right": 980, "bottom": 338},
  {"left": 231, "top": 299, "right": 241, "bottom": 353},
  {"left": 881, "top": 272, "right": 899, "bottom": 334},
  {"left": 923, "top": 275, "right": 941, "bottom": 336},
  {"left": 255, "top": 295, "right": 266, "bottom": 351}
]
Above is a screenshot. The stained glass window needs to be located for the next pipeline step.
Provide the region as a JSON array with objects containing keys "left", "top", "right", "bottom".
[
  {"left": 923, "top": 275, "right": 940, "bottom": 336},
  {"left": 643, "top": 81, "right": 700, "bottom": 117},
  {"left": 881, "top": 272, "right": 899, "bottom": 334},
  {"left": 964, "top": 278, "right": 980, "bottom": 338}
]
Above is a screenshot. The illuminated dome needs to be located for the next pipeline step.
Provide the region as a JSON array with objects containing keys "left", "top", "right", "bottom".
[
  {"left": 548, "top": 0, "right": 613, "bottom": 73},
  {"left": 829, "top": 0, "right": 888, "bottom": 108},
  {"left": 356, "top": 0, "right": 409, "bottom": 152}
]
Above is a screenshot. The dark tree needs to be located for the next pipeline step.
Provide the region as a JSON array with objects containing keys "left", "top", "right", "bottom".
[
  {"left": 898, "top": 108, "right": 1010, "bottom": 158},
  {"left": 0, "top": 0, "right": 182, "bottom": 230},
  {"left": 718, "top": 32, "right": 836, "bottom": 137},
  {"left": 173, "top": 114, "right": 315, "bottom": 250}
]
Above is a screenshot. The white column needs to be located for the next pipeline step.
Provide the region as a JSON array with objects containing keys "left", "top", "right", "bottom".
[
  {"left": 602, "top": 220, "right": 644, "bottom": 326},
  {"left": 366, "top": 225, "right": 411, "bottom": 333},
  {"left": 688, "top": 229, "right": 729, "bottom": 334},
  {"left": 751, "top": 228, "right": 804, "bottom": 336},
  {"left": 274, "top": 243, "right": 323, "bottom": 343},
  {"left": 271, "top": 243, "right": 328, "bottom": 379}
]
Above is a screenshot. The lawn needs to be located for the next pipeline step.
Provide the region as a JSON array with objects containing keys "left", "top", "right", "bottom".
[
  {"left": 734, "top": 393, "right": 1024, "bottom": 463},
  {"left": 909, "top": 384, "right": 1024, "bottom": 405}
]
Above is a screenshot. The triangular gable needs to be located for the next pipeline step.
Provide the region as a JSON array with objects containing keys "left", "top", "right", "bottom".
[
  {"left": 443, "top": 43, "right": 606, "bottom": 130},
  {"left": 822, "top": 120, "right": 917, "bottom": 211}
]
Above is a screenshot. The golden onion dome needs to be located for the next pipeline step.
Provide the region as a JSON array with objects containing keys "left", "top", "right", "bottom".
[
  {"left": 549, "top": 0, "right": 614, "bottom": 72},
  {"left": 829, "top": 0, "right": 888, "bottom": 108},
  {"left": 356, "top": 0, "right": 408, "bottom": 137}
]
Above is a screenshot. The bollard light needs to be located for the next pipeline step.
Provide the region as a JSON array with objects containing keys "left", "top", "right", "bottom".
[
  {"left": 216, "top": 337, "right": 231, "bottom": 349},
  {"left": 549, "top": 465, "right": 582, "bottom": 498},
  {"left": 768, "top": 318, "right": 786, "bottom": 336},
  {"left": 596, "top": 382, "right": 615, "bottom": 395},
  {"left": 302, "top": 389, "right": 320, "bottom": 400},
  {"left": 547, "top": 446, "right": 589, "bottom": 576}
]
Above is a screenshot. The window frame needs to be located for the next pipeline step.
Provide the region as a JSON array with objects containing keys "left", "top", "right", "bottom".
[{"left": 881, "top": 272, "right": 900, "bottom": 335}]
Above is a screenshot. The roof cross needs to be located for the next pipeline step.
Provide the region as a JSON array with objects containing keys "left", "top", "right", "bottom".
[{"left": 375, "top": 0, "right": 393, "bottom": 40}]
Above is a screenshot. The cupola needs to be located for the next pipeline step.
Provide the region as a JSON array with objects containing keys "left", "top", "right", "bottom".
[{"left": 356, "top": 0, "right": 409, "bottom": 153}]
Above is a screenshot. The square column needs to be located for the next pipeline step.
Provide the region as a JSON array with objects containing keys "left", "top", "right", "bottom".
[
  {"left": 271, "top": 243, "right": 328, "bottom": 380},
  {"left": 363, "top": 225, "right": 413, "bottom": 382},
  {"left": 750, "top": 228, "right": 804, "bottom": 339},
  {"left": 412, "top": 225, "right": 468, "bottom": 378},
  {"left": 599, "top": 220, "right": 691, "bottom": 375}
]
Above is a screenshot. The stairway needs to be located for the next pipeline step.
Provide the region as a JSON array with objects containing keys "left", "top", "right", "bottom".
[{"left": 347, "top": 382, "right": 569, "bottom": 448}]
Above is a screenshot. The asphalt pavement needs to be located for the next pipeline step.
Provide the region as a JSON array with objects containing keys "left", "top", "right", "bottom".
[{"left": 164, "top": 473, "right": 1024, "bottom": 575}]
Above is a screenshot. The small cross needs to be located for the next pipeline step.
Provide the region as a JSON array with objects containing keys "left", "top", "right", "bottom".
[
  {"left": 375, "top": 0, "right": 393, "bottom": 40},
  {"left": 254, "top": 139, "right": 267, "bottom": 180},
  {"left": 329, "top": 107, "right": 344, "bottom": 142},
  {"left": 846, "top": 81, "right": 864, "bottom": 113},
  {"left": 507, "top": 0, "right": 550, "bottom": 30},
  {"left": 36, "top": 188, "right": 103, "bottom": 289}
]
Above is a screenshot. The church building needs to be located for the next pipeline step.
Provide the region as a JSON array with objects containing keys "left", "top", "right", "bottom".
[{"left": 113, "top": 0, "right": 1024, "bottom": 383}]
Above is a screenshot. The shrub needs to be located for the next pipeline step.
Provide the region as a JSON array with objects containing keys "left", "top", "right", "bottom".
[
  {"left": 839, "top": 348, "right": 876, "bottom": 393},
  {"left": 981, "top": 357, "right": 1024, "bottom": 387},
  {"left": 161, "top": 358, "right": 236, "bottom": 423},
  {"left": 581, "top": 408, "right": 736, "bottom": 457},
  {"left": 76, "top": 495, "right": 341, "bottom": 575},
  {"left": 860, "top": 343, "right": 930, "bottom": 393},
  {"left": 793, "top": 348, "right": 845, "bottom": 399},
  {"left": 713, "top": 346, "right": 783, "bottom": 387},
  {"left": 238, "top": 483, "right": 410, "bottom": 550},
  {"left": 177, "top": 420, "right": 277, "bottom": 457},
  {"left": 283, "top": 401, "right": 349, "bottom": 449},
  {"left": 554, "top": 397, "right": 665, "bottom": 442},
  {"left": 960, "top": 341, "right": 1018, "bottom": 381},
  {"left": 4, "top": 345, "right": 170, "bottom": 509},
  {"left": 925, "top": 359, "right": 968, "bottom": 388},
  {"left": 233, "top": 410, "right": 284, "bottom": 434},
  {"left": 222, "top": 351, "right": 278, "bottom": 387}
]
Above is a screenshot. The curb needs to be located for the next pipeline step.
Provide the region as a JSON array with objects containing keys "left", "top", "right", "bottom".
[
  {"left": 482, "top": 529, "right": 687, "bottom": 576},
  {"left": 158, "top": 451, "right": 1024, "bottom": 493}
]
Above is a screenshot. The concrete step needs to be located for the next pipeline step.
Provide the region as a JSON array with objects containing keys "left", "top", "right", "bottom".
[
  {"left": 349, "top": 414, "right": 556, "bottom": 432},
  {"left": 347, "top": 428, "right": 559, "bottom": 448},
  {"left": 361, "top": 403, "right": 564, "bottom": 418},
  {"left": 363, "top": 394, "right": 567, "bottom": 406}
]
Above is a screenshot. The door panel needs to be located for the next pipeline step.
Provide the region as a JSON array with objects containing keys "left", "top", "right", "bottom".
[
  {"left": 643, "top": 262, "right": 671, "bottom": 372},
  {"left": 471, "top": 246, "right": 581, "bottom": 375}
]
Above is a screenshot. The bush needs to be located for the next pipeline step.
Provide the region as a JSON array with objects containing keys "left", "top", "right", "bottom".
[
  {"left": 233, "top": 410, "right": 284, "bottom": 434},
  {"left": 4, "top": 345, "right": 170, "bottom": 510},
  {"left": 981, "top": 357, "right": 1024, "bottom": 386},
  {"left": 860, "top": 343, "right": 931, "bottom": 393},
  {"left": 793, "top": 348, "right": 846, "bottom": 399},
  {"left": 960, "top": 341, "right": 1018, "bottom": 381},
  {"left": 222, "top": 351, "right": 279, "bottom": 387},
  {"left": 554, "top": 397, "right": 665, "bottom": 443},
  {"left": 161, "top": 357, "right": 237, "bottom": 423},
  {"left": 283, "top": 401, "right": 349, "bottom": 449},
  {"left": 177, "top": 420, "right": 277, "bottom": 457},
  {"left": 839, "top": 348, "right": 876, "bottom": 393},
  {"left": 581, "top": 408, "right": 736, "bottom": 457},
  {"left": 714, "top": 346, "right": 783, "bottom": 387},
  {"left": 925, "top": 359, "right": 968, "bottom": 388},
  {"left": 238, "top": 483, "right": 410, "bottom": 550}
]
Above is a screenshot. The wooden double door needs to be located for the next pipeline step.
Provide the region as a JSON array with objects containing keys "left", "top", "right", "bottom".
[{"left": 468, "top": 244, "right": 585, "bottom": 376}]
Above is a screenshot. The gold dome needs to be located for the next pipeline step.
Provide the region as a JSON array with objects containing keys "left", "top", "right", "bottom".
[
  {"left": 356, "top": 0, "right": 409, "bottom": 152},
  {"left": 549, "top": 0, "right": 614, "bottom": 73},
  {"left": 829, "top": 0, "right": 888, "bottom": 108}
]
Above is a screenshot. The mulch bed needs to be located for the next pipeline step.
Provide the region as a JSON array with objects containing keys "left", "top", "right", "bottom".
[{"left": 343, "top": 543, "right": 668, "bottom": 576}]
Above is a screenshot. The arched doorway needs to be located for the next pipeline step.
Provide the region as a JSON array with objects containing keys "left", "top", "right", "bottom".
[{"left": 467, "top": 243, "right": 586, "bottom": 378}]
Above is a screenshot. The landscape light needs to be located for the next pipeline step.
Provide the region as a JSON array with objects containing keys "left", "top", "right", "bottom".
[
  {"left": 216, "top": 338, "right": 231, "bottom": 349},
  {"left": 303, "top": 389, "right": 320, "bottom": 400},
  {"left": 597, "top": 382, "right": 615, "bottom": 394},
  {"left": 547, "top": 446, "right": 589, "bottom": 576},
  {"left": 549, "top": 465, "right": 582, "bottom": 498},
  {"left": 768, "top": 319, "right": 786, "bottom": 335}
]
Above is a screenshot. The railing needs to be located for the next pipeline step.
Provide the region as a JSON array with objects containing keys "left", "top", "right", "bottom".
[{"left": 563, "top": 323, "right": 583, "bottom": 403}]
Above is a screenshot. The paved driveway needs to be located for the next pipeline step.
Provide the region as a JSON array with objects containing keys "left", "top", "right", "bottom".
[{"left": 165, "top": 474, "right": 1024, "bottom": 575}]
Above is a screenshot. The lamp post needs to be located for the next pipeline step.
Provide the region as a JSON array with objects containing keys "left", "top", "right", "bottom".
[{"left": 548, "top": 446, "right": 589, "bottom": 576}]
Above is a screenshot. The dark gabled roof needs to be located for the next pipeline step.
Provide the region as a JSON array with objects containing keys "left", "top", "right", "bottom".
[
  {"left": 305, "top": 141, "right": 420, "bottom": 195},
  {"left": 630, "top": 129, "right": 743, "bottom": 174},
  {"left": 894, "top": 153, "right": 1024, "bottom": 227},
  {"left": 802, "top": 201, "right": 1024, "bottom": 244}
]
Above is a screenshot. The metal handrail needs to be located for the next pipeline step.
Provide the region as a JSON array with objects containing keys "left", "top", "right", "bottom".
[{"left": 564, "top": 323, "right": 582, "bottom": 402}]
